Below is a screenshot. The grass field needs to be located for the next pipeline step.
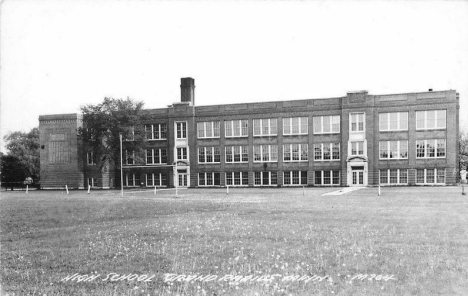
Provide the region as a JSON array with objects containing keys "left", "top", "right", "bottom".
[{"left": 1, "top": 186, "right": 468, "bottom": 295}]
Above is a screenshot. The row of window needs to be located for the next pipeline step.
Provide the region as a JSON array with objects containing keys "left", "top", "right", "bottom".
[
  {"left": 124, "top": 168, "right": 447, "bottom": 187},
  {"left": 96, "top": 138, "right": 447, "bottom": 167},
  {"left": 141, "top": 110, "right": 447, "bottom": 141},
  {"left": 379, "top": 169, "right": 445, "bottom": 185}
]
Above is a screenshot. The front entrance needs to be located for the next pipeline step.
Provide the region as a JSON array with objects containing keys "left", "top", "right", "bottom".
[
  {"left": 352, "top": 170, "right": 364, "bottom": 185},
  {"left": 346, "top": 158, "right": 368, "bottom": 186},
  {"left": 178, "top": 173, "right": 188, "bottom": 187}
]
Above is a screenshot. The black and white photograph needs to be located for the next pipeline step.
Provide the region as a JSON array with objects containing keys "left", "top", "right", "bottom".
[{"left": 1, "top": 0, "right": 467, "bottom": 295}]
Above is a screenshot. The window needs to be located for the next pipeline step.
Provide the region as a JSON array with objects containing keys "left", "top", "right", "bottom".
[
  {"left": 416, "top": 139, "right": 445, "bottom": 158},
  {"left": 198, "top": 147, "right": 220, "bottom": 163},
  {"left": 145, "top": 124, "right": 167, "bottom": 140},
  {"left": 125, "top": 150, "right": 135, "bottom": 165},
  {"left": 253, "top": 118, "right": 277, "bottom": 136},
  {"left": 198, "top": 172, "right": 221, "bottom": 186},
  {"left": 87, "top": 152, "right": 96, "bottom": 165},
  {"left": 177, "top": 147, "right": 188, "bottom": 160},
  {"left": 283, "top": 171, "right": 307, "bottom": 185},
  {"left": 313, "top": 115, "right": 340, "bottom": 134},
  {"left": 176, "top": 122, "right": 187, "bottom": 139},
  {"left": 379, "top": 141, "right": 408, "bottom": 159},
  {"left": 226, "top": 172, "right": 249, "bottom": 186},
  {"left": 124, "top": 173, "right": 140, "bottom": 187},
  {"left": 350, "top": 113, "right": 365, "bottom": 132},
  {"left": 225, "top": 146, "right": 248, "bottom": 163},
  {"left": 87, "top": 178, "right": 97, "bottom": 187},
  {"left": 254, "top": 172, "right": 277, "bottom": 186},
  {"left": 146, "top": 149, "right": 167, "bottom": 164},
  {"left": 225, "top": 120, "right": 248, "bottom": 137},
  {"left": 283, "top": 144, "right": 308, "bottom": 161},
  {"left": 253, "top": 145, "right": 278, "bottom": 162},
  {"left": 146, "top": 173, "right": 167, "bottom": 187},
  {"left": 314, "top": 143, "right": 340, "bottom": 161},
  {"left": 283, "top": 117, "right": 308, "bottom": 135},
  {"left": 379, "top": 112, "right": 408, "bottom": 131},
  {"left": 416, "top": 110, "right": 446, "bottom": 130},
  {"left": 416, "top": 169, "right": 445, "bottom": 184},
  {"left": 379, "top": 169, "right": 408, "bottom": 185},
  {"left": 350, "top": 142, "right": 364, "bottom": 156},
  {"left": 197, "top": 121, "right": 220, "bottom": 138},
  {"left": 314, "top": 170, "right": 340, "bottom": 186}
]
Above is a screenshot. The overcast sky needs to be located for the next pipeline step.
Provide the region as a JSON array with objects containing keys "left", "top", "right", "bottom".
[{"left": 1, "top": 0, "right": 467, "bottom": 152}]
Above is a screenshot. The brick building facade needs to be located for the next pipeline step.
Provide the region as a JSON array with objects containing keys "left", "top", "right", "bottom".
[{"left": 39, "top": 78, "right": 459, "bottom": 189}]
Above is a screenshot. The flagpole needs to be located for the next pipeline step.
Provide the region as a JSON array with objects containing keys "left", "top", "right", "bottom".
[{"left": 120, "top": 133, "right": 123, "bottom": 198}]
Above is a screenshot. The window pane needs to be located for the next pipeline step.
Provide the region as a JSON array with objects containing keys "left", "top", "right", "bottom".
[
  {"left": 225, "top": 121, "right": 232, "bottom": 137},
  {"left": 332, "top": 171, "right": 340, "bottom": 185},
  {"left": 301, "top": 171, "right": 308, "bottom": 185},
  {"left": 417, "top": 169, "right": 425, "bottom": 183},
  {"left": 437, "top": 139, "right": 446, "bottom": 157},
  {"left": 315, "top": 171, "right": 322, "bottom": 185},
  {"left": 427, "top": 140, "right": 435, "bottom": 157},
  {"left": 323, "top": 144, "right": 331, "bottom": 160},
  {"left": 262, "top": 119, "right": 269, "bottom": 135},
  {"left": 380, "top": 170, "right": 388, "bottom": 184},
  {"left": 241, "top": 120, "right": 248, "bottom": 136},
  {"left": 389, "top": 141, "right": 398, "bottom": 159},
  {"left": 323, "top": 171, "right": 331, "bottom": 184},
  {"left": 323, "top": 116, "right": 331, "bottom": 133},
  {"left": 197, "top": 122, "right": 204, "bottom": 138},
  {"left": 437, "top": 110, "right": 446, "bottom": 129},
  {"left": 416, "top": 140, "right": 425, "bottom": 158},
  {"left": 400, "top": 113, "right": 408, "bottom": 130},
  {"left": 291, "top": 117, "right": 299, "bottom": 134},
  {"left": 253, "top": 119, "right": 261, "bottom": 136},
  {"left": 314, "top": 144, "right": 322, "bottom": 160},
  {"left": 379, "top": 113, "right": 388, "bottom": 131},
  {"left": 416, "top": 111, "right": 425, "bottom": 129},
  {"left": 301, "top": 144, "right": 308, "bottom": 160},
  {"left": 400, "top": 141, "right": 408, "bottom": 158},
  {"left": 283, "top": 118, "right": 291, "bottom": 134},
  {"left": 427, "top": 111, "right": 436, "bottom": 129},
  {"left": 390, "top": 169, "right": 398, "bottom": 183},
  {"left": 300, "top": 117, "right": 308, "bottom": 134},
  {"left": 437, "top": 169, "right": 445, "bottom": 184},
  {"left": 379, "top": 141, "right": 388, "bottom": 159},
  {"left": 332, "top": 116, "right": 340, "bottom": 133},
  {"left": 399, "top": 170, "right": 407, "bottom": 184},
  {"left": 332, "top": 143, "right": 340, "bottom": 160},
  {"left": 284, "top": 145, "right": 291, "bottom": 161},
  {"left": 426, "top": 169, "right": 435, "bottom": 183}
]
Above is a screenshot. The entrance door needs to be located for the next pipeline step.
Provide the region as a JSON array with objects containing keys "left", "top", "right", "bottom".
[
  {"left": 178, "top": 173, "right": 188, "bottom": 187},
  {"left": 352, "top": 170, "right": 364, "bottom": 186}
]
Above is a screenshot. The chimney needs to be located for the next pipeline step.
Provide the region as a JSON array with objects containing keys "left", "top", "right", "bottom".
[{"left": 181, "top": 77, "right": 195, "bottom": 105}]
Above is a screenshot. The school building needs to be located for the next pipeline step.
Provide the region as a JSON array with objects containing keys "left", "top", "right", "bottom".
[{"left": 39, "top": 78, "right": 459, "bottom": 189}]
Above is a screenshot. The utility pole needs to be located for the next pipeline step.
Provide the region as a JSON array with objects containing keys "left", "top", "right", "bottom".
[{"left": 120, "top": 133, "right": 124, "bottom": 198}]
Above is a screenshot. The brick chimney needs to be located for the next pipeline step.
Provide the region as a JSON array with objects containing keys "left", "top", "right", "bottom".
[{"left": 181, "top": 77, "right": 195, "bottom": 106}]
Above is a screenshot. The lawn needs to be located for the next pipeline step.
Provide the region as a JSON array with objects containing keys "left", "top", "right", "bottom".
[{"left": 1, "top": 186, "right": 467, "bottom": 295}]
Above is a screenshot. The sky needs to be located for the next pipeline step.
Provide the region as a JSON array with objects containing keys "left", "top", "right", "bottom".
[{"left": 1, "top": 0, "right": 467, "bottom": 152}]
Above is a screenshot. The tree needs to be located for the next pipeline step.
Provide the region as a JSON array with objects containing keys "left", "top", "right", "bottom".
[
  {"left": 2, "top": 127, "right": 40, "bottom": 185},
  {"left": 0, "top": 154, "right": 27, "bottom": 190},
  {"left": 460, "top": 128, "right": 468, "bottom": 172},
  {"left": 78, "top": 97, "right": 147, "bottom": 184}
]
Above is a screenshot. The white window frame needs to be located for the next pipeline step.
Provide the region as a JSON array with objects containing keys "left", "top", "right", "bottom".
[
  {"left": 125, "top": 150, "right": 135, "bottom": 165},
  {"left": 350, "top": 141, "right": 365, "bottom": 156},
  {"left": 313, "top": 143, "right": 340, "bottom": 161},
  {"left": 198, "top": 147, "right": 221, "bottom": 164},
  {"left": 379, "top": 112, "right": 408, "bottom": 131},
  {"left": 283, "top": 171, "right": 308, "bottom": 186},
  {"left": 283, "top": 144, "right": 308, "bottom": 162},
  {"left": 146, "top": 173, "right": 167, "bottom": 187},
  {"left": 416, "top": 110, "right": 446, "bottom": 130},
  {"left": 177, "top": 147, "right": 188, "bottom": 160},
  {"left": 197, "top": 121, "right": 220, "bottom": 139},
  {"left": 146, "top": 149, "right": 167, "bottom": 165},
  {"left": 283, "top": 117, "right": 308, "bottom": 135},
  {"left": 225, "top": 172, "right": 249, "bottom": 186},
  {"left": 415, "top": 168, "right": 445, "bottom": 185},
  {"left": 379, "top": 169, "right": 408, "bottom": 185},
  {"left": 225, "top": 146, "right": 249, "bottom": 163},
  {"left": 379, "top": 141, "right": 409, "bottom": 160},
  {"left": 314, "top": 170, "right": 340, "bottom": 186},
  {"left": 87, "top": 152, "right": 95, "bottom": 165},
  {"left": 253, "top": 118, "right": 277, "bottom": 136},
  {"left": 225, "top": 120, "right": 249, "bottom": 138},
  {"left": 253, "top": 145, "right": 278, "bottom": 162},
  {"left": 176, "top": 122, "right": 187, "bottom": 139},
  {"left": 254, "top": 171, "right": 278, "bottom": 186},
  {"left": 87, "top": 177, "right": 97, "bottom": 187},
  {"left": 416, "top": 139, "right": 446, "bottom": 159},
  {"left": 145, "top": 123, "right": 167, "bottom": 140},
  {"left": 313, "top": 115, "right": 340, "bottom": 134},
  {"left": 198, "top": 172, "right": 221, "bottom": 187},
  {"left": 124, "top": 173, "right": 139, "bottom": 187},
  {"left": 350, "top": 113, "right": 365, "bottom": 132}
]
